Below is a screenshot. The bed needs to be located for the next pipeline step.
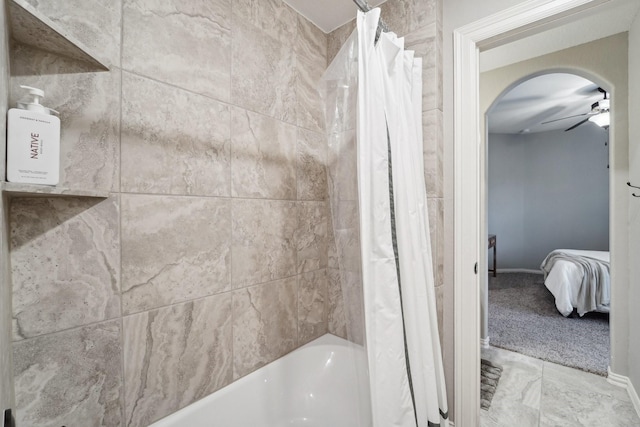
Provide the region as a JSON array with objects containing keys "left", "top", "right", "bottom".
[{"left": 540, "top": 249, "right": 610, "bottom": 317}]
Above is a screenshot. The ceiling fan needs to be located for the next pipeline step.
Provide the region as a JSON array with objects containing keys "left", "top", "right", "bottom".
[{"left": 541, "top": 87, "right": 610, "bottom": 131}]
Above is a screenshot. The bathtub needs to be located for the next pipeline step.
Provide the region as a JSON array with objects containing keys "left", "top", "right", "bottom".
[{"left": 151, "top": 334, "right": 372, "bottom": 427}]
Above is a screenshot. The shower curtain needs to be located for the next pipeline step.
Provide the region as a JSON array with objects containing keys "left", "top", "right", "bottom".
[{"left": 321, "top": 8, "right": 448, "bottom": 427}]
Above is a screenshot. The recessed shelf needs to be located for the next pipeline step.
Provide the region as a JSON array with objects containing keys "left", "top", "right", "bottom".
[
  {"left": 7, "top": 0, "right": 110, "bottom": 70},
  {"left": 2, "top": 182, "right": 109, "bottom": 199}
]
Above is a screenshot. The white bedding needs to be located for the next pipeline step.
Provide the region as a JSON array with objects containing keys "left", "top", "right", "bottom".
[{"left": 543, "top": 249, "right": 610, "bottom": 317}]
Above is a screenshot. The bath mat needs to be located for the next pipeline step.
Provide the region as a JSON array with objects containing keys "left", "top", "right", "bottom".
[{"left": 480, "top": 359, "right": 503, "bottom": 410}]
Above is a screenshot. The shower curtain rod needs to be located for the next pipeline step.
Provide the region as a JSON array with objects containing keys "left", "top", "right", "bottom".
[{"left": 352, "top": 0, "right": 390, "bottom": 34}]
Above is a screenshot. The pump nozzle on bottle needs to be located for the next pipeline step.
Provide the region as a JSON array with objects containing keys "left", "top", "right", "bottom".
[
  {"left": 20, "top": 85, "right": 44, "bottom": 103},
  {"left": 16, "top": 85, "right": 58, "bottom": 115}
]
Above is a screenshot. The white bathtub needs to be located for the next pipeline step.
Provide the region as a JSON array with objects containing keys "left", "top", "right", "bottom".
[{"left": 151, "top": 334, "right": 372, "bottom": 427}]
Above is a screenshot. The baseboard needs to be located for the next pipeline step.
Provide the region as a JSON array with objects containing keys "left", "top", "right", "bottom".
[
  {"left": 480, "top": 336, "right": 490, "bottom": 349},
  {"left": 630, "top": 381, "right": 640, "bottom": 419},
  {"left": 607, "top": 368, "right": 640, "bottom": 417},
  {"left": 607, "top": 367, "right": 627, "bottom": 388},
  {"left": 496, "top": 268, "right": 542, "bottom": 274}
]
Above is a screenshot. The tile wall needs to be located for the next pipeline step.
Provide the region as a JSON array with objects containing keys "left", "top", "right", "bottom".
[
  {"left": 6, "top": 0, "right": 444, "bottom": 425},
  {"left": 8, "top": 0, "right": 328, "bottom": 425},
  {"left": 0, "top": 0, "right": 13, "bottom": 420}
]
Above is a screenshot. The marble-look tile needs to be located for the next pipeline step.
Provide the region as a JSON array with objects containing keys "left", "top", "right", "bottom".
[
  {"left": 23, "top": 0, "right": 121, "bottom": 67},
  {"left": 298, "top": 269, "right": 328, "bottom": 345},
  {"left": 10, "top": 48, "right": 120, "bottom": 191},
  {"left": 480, "top": 347, "right": 542, "bottom": 427},
  {"left": 327, "top": 202, "right": 361, "bottom": 274},
  {"left": 121, "top": 72, "right": 231, "bottom": 196},
  {"left": 483, "top": 347, "right": 543, "bottom": 407},
  {"left": 121, "top": 195, "right": 231, "bottom": 314},
  {"left": 327, "top": 20, "right": 355, "bottom": 65},
  {"left": 8, "top": 5, "right": 109, "bottom": 70},
  {"left": 331, "top": 200, "right": 360, "bottom": 230},
  {"left": 435, "top": 284, "right": 444, "bottom": 346},
  {"left": 380, "top": 0, "right": 438, "bottom": 36},
  {"left": 232, "top": 277, "right": 298, "bottom": 378},
  {"left": 0, "top": 3, "right": 8, "bottom": 178},
  {"left": 296, "top": 68, "right": 324, "bottom": 132},
  {"left": 14, "top": 320, "right": 123, "bottom": 427},
  {"left": 296, "top": 15, "right": 327, "bottom": 70},
  {"left": 122, "top": 0, "right": 231, "bottom": 102},
  {"left": 328, "top": 227, "right": 361, "bottom": 273},
  {"left": 0, "top": 2, "right": 12, "bottom": 409},
  {"left": 232, "top": 0, "right": 297, "bottom": 44},
  {"left": 328, "top": 219, "right": 338, "bottom": 270},
  {"left": 296, "top": 15, "right": 327, "bottom": 132},
  {"left": 231, "top": 15, "right": 296, "bottom": 123},
  {"left": 483, "top": 348, "right": 640, "bottom": 427},
  {"left": 327, "top": 268, "right": 346, "bottom": 339},
  {"left": 231, "top": 199, "right": 297, "bottom": 288},
  {"left": 10, "top": 197, "right": 120, "bottom": 340},
  {"left": 423, "top": 109, "right": 444, "bottom": 198},
  {"left": 435, "top": 24, "right": 443, "bottom": 111},
  {"left": 0, "top": 201, "right": 12, "bottom": 411},
  {"left": 296, "top": 201, "right": 328, "bottom": 273},
  {"left": 297, "top": 129, "right": 327, "bottom": 201},
  {"left": 231, "top": 108, "right": 296, "bottom": 199},
  {"left": 123, "top": 294, "right": 232, "bottom": 427},
  {"left": 405, "top": 23, "right": 442, "bottom": 112},
  {"left": 539, "top": 362, "right": 640, "bottom": 427},
  {"left": 428, "top": 197, "right": 443, "bottom": 287},
  {"left": 323, "top": 74, "right": 358, "bottom": 134},
  {"left": 327, "top": 268, "right": 365, "bottom": 345},
  {"left": 327, "top": 130, "right": 358, "bottom": 202}
]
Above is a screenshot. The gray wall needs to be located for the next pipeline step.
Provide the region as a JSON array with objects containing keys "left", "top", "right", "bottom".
[
  {"left": 488, "top": 125, "right": 609, "bottom": 270},
  {"left": 627, "top": 8, "right": 640, "bottom": 398}
]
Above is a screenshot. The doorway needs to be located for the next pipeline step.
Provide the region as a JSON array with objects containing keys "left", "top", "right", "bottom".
[
  {"left": 484, "top": 71, "right": 611, "bottom": 370},
  {"left": 452, "top": 1, "right": 632, "bottom": 426},
  {"left": 480, "top": 71, "right": 616, "bottom": 424}
]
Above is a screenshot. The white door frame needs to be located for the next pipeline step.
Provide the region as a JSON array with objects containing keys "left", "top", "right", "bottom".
[{"left": 452, "top": 0, "right": 611, "bottom": 426}]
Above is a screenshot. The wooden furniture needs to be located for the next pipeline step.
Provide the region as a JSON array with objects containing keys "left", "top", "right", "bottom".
[{"left": 488, "top": 234, "right": 496, "bottom": 277}]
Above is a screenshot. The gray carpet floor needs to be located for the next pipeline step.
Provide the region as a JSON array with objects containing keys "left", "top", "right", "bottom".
[{"left": 488, "top": 272, "right": 609, "bottom": 376}]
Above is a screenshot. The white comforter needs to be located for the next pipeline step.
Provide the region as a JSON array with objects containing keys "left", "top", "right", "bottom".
[{"left": 542, "top": 249, "right": 610, "bottom": 317}]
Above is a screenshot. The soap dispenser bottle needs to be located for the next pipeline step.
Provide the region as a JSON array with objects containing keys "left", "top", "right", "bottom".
[{"left": 7, "top": 85, "right": 60, "bottom": 185}]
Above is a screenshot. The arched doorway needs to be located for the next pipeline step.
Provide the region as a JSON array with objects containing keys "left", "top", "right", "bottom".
[
  {"left": 480, "top": 71, "right": 613, "bottom": 423},
  {"left": 452, "top": 5, "right": 631, "bottom": 424}
]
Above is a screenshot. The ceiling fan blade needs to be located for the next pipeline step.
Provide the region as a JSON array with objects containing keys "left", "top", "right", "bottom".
[
  {"left": 565, "top": 117, "right": 590, "bottom": 131},
  {"left": 541, "top": 111, "right": 595, "bottom": 125}
]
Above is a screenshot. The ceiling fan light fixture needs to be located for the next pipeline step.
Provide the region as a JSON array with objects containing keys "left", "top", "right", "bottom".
[{"left": 589, "top": 111, "right": 610, "bottom": 127}]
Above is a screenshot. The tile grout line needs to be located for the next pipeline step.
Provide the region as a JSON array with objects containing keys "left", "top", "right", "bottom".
[
  {"left": 116, "top": 190, "right": 326, "bottom": 203},
  {"left": 118, "top": 69, "right": 324, "bottom": 136},
  {"left": 229, "top": 0, "right": 235, "bottom": 373},
  {"left": 118, "top": 1, "right": 126, "bottom": 424}
]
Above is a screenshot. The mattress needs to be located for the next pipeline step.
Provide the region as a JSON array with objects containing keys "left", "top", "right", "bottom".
[{"left": 542, "top": 249, "right": 610, "bottom": 317}]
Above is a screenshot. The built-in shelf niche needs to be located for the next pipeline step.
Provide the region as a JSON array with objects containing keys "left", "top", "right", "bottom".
[
  {"left": 1, "top": 182, "right": 109, "bottom": 199},
  {"left": 4, "top": 0, "right": 111, "bottom": 200},
  {"left": 7, "top": 0, "right": 110, "bottom": 71}
]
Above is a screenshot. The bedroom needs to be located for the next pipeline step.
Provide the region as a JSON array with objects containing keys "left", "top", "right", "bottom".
[{"left": 480, "top": 70, "right": 613, "bottom": 417}]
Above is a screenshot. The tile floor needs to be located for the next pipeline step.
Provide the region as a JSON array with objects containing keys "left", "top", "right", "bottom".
[{"left": 481, "top": 346, "right": 640, "bottom": 427}]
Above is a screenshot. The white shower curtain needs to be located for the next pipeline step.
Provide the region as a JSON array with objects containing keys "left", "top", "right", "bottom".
[{"left": 356, "top": 9, "right": 449, "bottom": 427}]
